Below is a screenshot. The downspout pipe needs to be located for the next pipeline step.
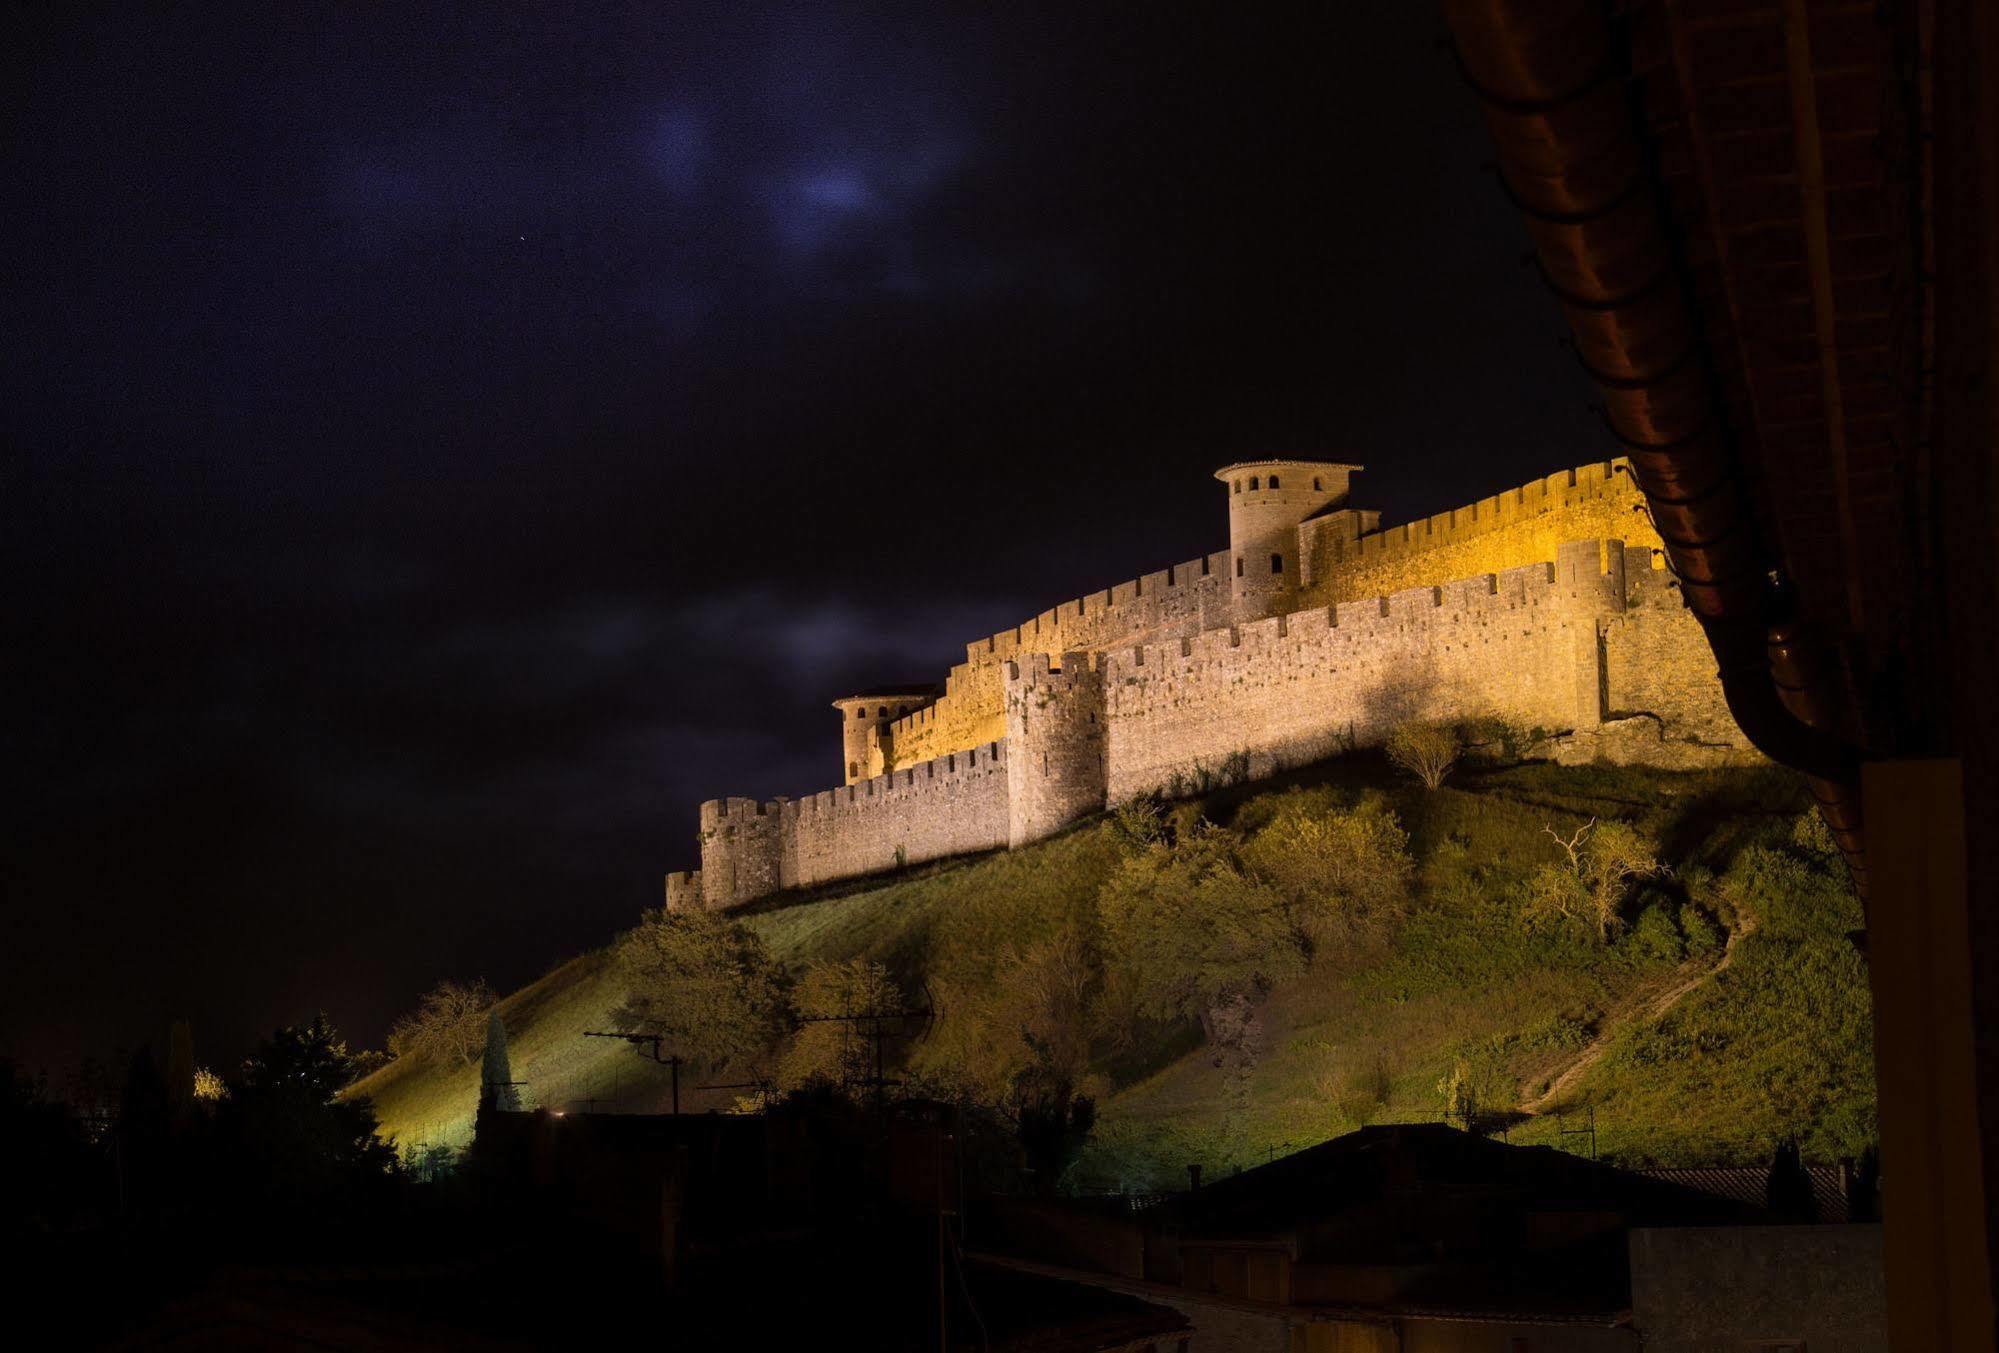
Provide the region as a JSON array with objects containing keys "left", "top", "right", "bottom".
[{"left": 1442, "top": 0, "right": 1868, "bottom": 885}]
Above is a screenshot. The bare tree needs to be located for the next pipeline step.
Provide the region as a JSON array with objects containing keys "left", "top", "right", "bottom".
[
  {"left": 386, "top": 979, "right": 496, "bottom": 1066},
  {"left": 1532, "top": 819, "right": 1663, "bottom": 941},
  {"left": 1385, "top": 720, "right": 1461, "bottom": 790}
]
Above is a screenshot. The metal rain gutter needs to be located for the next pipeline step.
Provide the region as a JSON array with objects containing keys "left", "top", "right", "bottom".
[{"left": 1441, "top": 0, "right": 1868, "bottom": 892}]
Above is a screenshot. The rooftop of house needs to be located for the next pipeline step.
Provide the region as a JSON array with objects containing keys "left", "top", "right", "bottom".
[{"left": 1162, "top": 1123, "right": 1766, "bottom": 1245}]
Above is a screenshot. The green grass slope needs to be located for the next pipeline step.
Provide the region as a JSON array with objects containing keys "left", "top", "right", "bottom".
[{"left": 349, "top": 756, "right": 1874, "bottom": 1181}]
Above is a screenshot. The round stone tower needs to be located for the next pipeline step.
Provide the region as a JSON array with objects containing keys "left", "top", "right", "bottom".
[
  {"left": 831, "top": 688, "right": 938, "bottom": 785},
  {"left": 1215, "top": 460, "right": 1364, "bottom": 622},
  {"left": 1003, "top": 653, "right": 1108, "bottom": 847}
]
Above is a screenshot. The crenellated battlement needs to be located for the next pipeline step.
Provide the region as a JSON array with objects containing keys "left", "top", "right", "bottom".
[
  {"left": 1099, "top": 557, "right": 1576, "bottom": 685},
  {"left": 968, "top": 553, "right": 1230, "bottom": 668},
  {"left": 671, "top": 457, "right": 1743, "bottom": 910},
  {"left": 1342, "top": 462, "right": 1628, "bottom": 563},
  {"left": 1003, "top": 650, "right": 1106, "bottom": 686},
  {"left": 1304, "top": 459, "right": 1657, "bottom": 607},
  {"left": 872, "top": 460, "right": 1656, "bottom": 773},
  {"left": 664, "top": 869, "right": 703, "bottom": 913}
]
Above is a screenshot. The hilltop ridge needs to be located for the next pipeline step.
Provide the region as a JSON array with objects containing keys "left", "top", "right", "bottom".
[{"left": 352, "top": 754, "right": 1873, "bottom": 1182}]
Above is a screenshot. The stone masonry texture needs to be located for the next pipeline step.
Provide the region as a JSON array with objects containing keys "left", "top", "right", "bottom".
[{"left": 667, "top": 460, "right": 1751, "bottom": 911}]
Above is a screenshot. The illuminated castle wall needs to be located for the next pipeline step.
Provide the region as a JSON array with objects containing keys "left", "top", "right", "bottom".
[{"left": 664, "top": 459, "right": 1751, "bottom": 913}]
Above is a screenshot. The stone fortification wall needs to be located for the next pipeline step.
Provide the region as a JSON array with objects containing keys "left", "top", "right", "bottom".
[
  {"left": 1600, "top": 548, "right": 1747, "bottom": 756},
  {"left": 1101, "top": 540, "right": 1622, "bottom": 803},
  {"left": 887, "top": 462, "right": 1656, "bottom": 773},
  {"left": 670, "top": 529, "right": 1750, "bottom": 913},
  {"left": 885, "top": 552, "right": 1231, "bottom": 766},
  {"left": 685, "top": 742, "right": 1011, "bottom": 911},
  {"left": 1300, "top": 461, "right": 1660, "bottom": 606}
]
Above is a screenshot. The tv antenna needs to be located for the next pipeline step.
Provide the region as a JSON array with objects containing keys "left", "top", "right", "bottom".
[
  {"left": 796, "top": 984, "right": 937, "bottom": 1108},
  {"left": 1557, "top": 1104, "right": 1600, "bottom": 1164},
  {"left": 583, "top": 1032, "right": 687, "bottom": 1114},
  {"left": 693, "top": 1071, "right": 779, "bottom": 1110}
]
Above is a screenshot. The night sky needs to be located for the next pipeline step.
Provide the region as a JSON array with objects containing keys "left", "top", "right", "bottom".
[{"left": 5, "top": 2, "right": 1600, "bottom": 1074}]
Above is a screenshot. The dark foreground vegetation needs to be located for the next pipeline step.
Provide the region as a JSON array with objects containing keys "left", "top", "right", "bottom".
[{"left": 6, "top": 750, "right": 1876, "bottom": 1345}]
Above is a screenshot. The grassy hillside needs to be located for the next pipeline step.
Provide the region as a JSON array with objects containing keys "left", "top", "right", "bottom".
[{"left": 349, "top": 754, "right": 1875, "bottom": 1182}]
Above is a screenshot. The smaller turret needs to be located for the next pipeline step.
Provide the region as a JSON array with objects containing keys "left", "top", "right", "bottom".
[
  {"left": 831, "top": 687, "right": 940, "bottom": 785},
  {"left": 1215, "top": 460, "right": 1364, "bottom": 622}
]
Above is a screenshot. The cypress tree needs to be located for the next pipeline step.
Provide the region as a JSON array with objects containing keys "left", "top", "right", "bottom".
[
  {"left": 480, "top": 1010, "right": 522, "bottom": 1112},
  {"left": 1765, "top": 1137, "right": 1817, "bottom": 1222},
  {"left": 165, "top": 1019, "right": 196, "bottom": 1129},
  {"left": 1847, "top": 1144, "right": 1881, "bottom": 1222}
]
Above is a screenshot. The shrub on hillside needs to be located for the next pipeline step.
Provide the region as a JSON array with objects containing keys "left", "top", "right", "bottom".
[
  {"left": 1386, "top": 720, "right": 1461, "bottom": 790},
  {"left": 1588, "top": 839, "right": 1874, "bottom": 1161},
  {"left": 1304, "top": 1039, "right": 1395, "bottom": 1128},
  {"left": 611, "top": 909, "right": 793, "bottom": 1072},
  {"left": 1241, "top": 791, "right": 1412, "bottom": 950},
  {"left": 1790, "top": 807, "right": 1840, "bottom": 862},
  {"left": 1458, "top": 714, "right": 1543, "bottom": 765},
  {"left": 1436, "top": 1035, "right": 1514, "bottom": 1132},
  {"left": 1106, "top": 795, "right": 1167, "bottom": 851},
  {"left": 1626, "top": 901, "right": 1688, "bottom": 966},
  {"left": 1712, "top": 841, "right": 1862, "bottom": 939},
  {"left": 1096, "top": 824, "right": 1302, "bottom": 1039}
]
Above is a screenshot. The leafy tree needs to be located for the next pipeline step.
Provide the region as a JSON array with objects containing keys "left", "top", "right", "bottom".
[
  {"left": 115, "top": 1045, "right": 172, "bottom": 1209},
  {"left": 224, "top": 1014, "right": 399, "bottom": 1211},
  {"left": 386, "top": 978, "right": 495, "bottom": 1067},
  {"left": 1529, "top": 819, "right": 1663, "bottom": 942},
  {"left": 479, "top": 1010, "right": 523, "bottom": 1112},
  {"left": 916, "top": 833, "right": 1114, "bottom": 1104},
  {"left": 1014, "top": 1075, "right": 1096, "bottom": 1195},
  {"left": 1241, "top": 792, "right": 1412, "bottom": 948},
  {"left": 611, "top": 908, "right": 794, "bottom": 1072},
  {"left": 1386, "top": 720, "right": 1461, "bottom": 790},
  {"left": 1097, "top": 824, "right": 1301, "bottom": 1040},
  {"left": 403, "top": 1140, "right": 458, "bottom": 1184},
  {"left": 344, "top": 1048, "right": 391, "bottom": 1083},
  {"left": 1, "top": 1059, "right": 100, "bottom": 1230},
  {"left": 779, "top": 959, "right": 903, "bottom": 1092},
  {"left": 166, "top": 1019, "right": 196, "bottom": 1127}
]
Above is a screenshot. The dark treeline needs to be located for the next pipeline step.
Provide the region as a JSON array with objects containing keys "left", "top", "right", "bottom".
[{"left": 3, "top": 1015, "right": 475, "bottom": 1344}]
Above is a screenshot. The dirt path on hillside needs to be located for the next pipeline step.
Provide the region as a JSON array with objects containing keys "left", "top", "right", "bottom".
[{"left": 1520, "top": 918, "right": 1754, "bottom": 1116}]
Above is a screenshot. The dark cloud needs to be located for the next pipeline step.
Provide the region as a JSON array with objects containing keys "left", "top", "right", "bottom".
[{"left": 5, "top": 1, "right": 1602, "bottom": 1072}]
